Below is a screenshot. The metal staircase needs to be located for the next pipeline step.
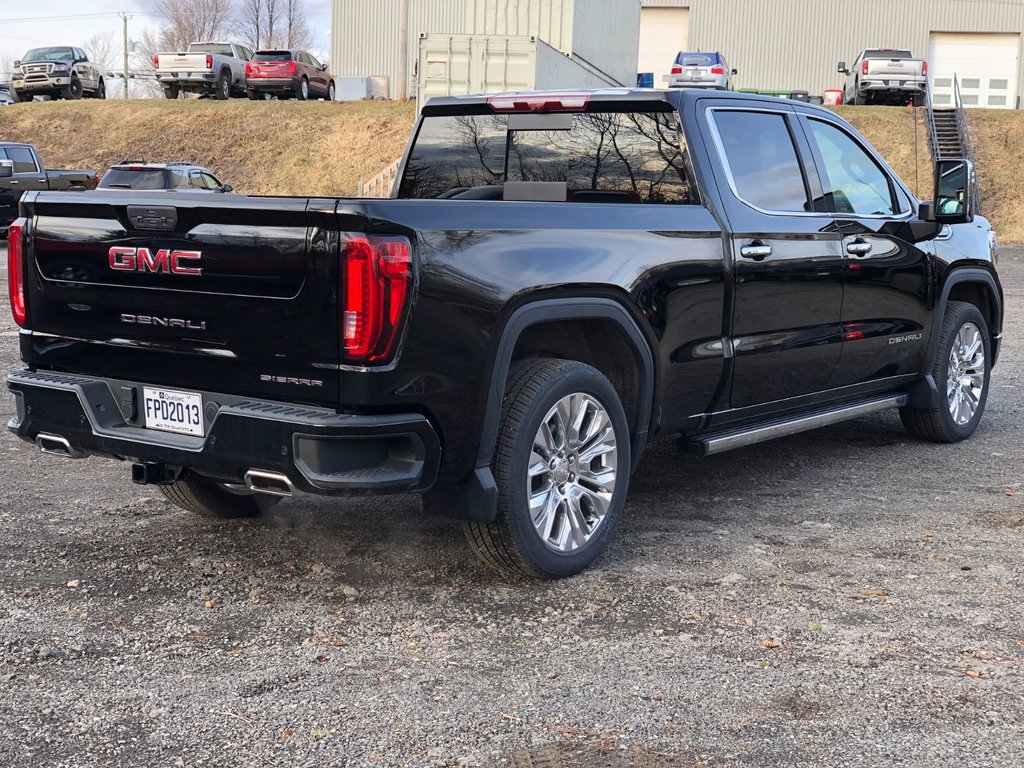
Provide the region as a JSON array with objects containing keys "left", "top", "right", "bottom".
[{"left": 925, "top": 74, "right": 982, "bottom": 212}]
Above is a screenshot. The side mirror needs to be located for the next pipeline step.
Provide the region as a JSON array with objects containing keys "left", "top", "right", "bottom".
[
  {"left": 319, "top": 63, "right": 328, "bottom": 72},
  {"left": 731, "top": 68, "right": 738, "bottom": 76},
  {"left": 13, "top": 60, "right": 19, "bottom": 68},
  {"left": 837, "top": 61, "right": 848, "bottom": 75},
  {"left": 221, "top": 183, "right": 233, "bottom": 193},
  {"left": 0, "top": 160, "right": 12, "bottom": 179},
  {"left": 933, "top": 159, "right": 975, "bottom": 225}
]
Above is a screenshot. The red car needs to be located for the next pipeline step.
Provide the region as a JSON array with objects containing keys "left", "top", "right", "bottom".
[{"left": 245, "top": 49, "right": 335, "bottom": 101}]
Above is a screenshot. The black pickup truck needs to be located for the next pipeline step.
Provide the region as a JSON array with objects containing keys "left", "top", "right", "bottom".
[
  {"left": 0, "top": 143, "right": 97, "bottom": 231},
  {"left": 6, "top": 89, "right": 1002, "bottom": 579}
]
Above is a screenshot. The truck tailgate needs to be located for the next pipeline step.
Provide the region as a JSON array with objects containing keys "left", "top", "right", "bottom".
[
  {"left": 21, "top": 192, "right": 346, "bottom": 407},
  {"left": 156, "top": 52, "right": 210, "bottom": 71},
  {"left": 867, "top": 58, "right": 924, "bottom": 78}
]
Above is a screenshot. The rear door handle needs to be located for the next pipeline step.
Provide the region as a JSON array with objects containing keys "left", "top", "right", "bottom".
[
  {"left": 739, "top": 242, "right": 773, "bottom": 261},
  {"left": 847, "top": 240, "right": 873, "bottom": 256}
]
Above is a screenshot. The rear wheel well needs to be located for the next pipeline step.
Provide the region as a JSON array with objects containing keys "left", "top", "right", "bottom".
[{"left": 509, "top": 319, "right": 646, "bottom": 439}]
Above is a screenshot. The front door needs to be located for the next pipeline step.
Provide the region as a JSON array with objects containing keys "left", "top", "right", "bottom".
[
  {"left": 703, "top": 102, "right": 846, "bottom": 412},
  {"left": 798, "top": 115, "right": 932, "bottom": 387}
]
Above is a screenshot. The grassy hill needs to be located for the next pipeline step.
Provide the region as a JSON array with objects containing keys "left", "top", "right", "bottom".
[{"left": 0, "top": 100, "right": 1019, "bottom": 240}]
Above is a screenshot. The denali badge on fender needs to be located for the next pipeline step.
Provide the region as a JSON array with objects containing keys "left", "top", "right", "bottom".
[
  {"left": 889, "top": 333, "right": 923, "bottom": 345},
  {"left": 121, "top": 313, "right": 207, "bottom": 331},
  {"left": 109, "top": 246, "right": 203, "bottom": 276}
]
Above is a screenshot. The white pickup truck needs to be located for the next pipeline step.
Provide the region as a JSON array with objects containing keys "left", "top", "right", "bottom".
[
  {"left": 154, "top": 42, "right": 254, "bottom": 100},
  {"left": 838, "top": 48, "right": 927, "bottom": 106}
]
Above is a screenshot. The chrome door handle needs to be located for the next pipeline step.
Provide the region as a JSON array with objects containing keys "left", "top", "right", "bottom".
[
  {"left": 739, "top": 243, "right": 772, "bottom": 261},
  {"left": 847, "top": 241, "right": 873, "bottom": 256}
]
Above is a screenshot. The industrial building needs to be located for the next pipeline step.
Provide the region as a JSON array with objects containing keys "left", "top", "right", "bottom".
[{"left": 332, "top": 0, "right": 1024, "bottom": 109}]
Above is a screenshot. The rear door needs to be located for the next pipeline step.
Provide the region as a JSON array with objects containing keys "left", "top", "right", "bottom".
[
  {"left": 22, "top": 194, "right": 344, "bottom": 407},
  {"left": 701, "top": 100, "right": 846, "bottom": 412},
  {"left": 797, "top": 113, "right": 932, "bottom": 387}
]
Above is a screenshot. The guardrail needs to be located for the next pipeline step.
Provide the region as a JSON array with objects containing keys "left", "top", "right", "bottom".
[{"left": 357, "top": 160, "right": 401, "bottom": 198}]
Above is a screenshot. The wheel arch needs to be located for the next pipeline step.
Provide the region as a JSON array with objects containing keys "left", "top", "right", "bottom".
[
  {"left": 423, "top": 296, "right": 656, "bottom": 524},
  {"left": 934, "top": 267, "right": 1002, "bottom": 368}
]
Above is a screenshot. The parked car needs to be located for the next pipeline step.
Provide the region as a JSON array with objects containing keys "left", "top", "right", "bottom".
[
  {"left": 0, "top": 86, "right": 14, "bottom": 106},
  {"left": 155, "top": 42, "right": 253, "bottom": 100},
  {"left": 97, "top": 161, "right": 232, "bottom": 193},
  {"left": 838, "top": 49, "right": 928, "bottom": 106},
  {"left": 668, "top": 51, "right": 736, "bottom": 90},
  {"left": 0, "top": 142, "right": 96, "bottom": 230},
  {"left": 7, "top": 89, "right": 1000, "bottom": 580},
  {"left": 10, "top": 46, "right": 105, "bottom": 101},
  {"left": 245, "top": 49, "right": 335, "bottom": 100}
]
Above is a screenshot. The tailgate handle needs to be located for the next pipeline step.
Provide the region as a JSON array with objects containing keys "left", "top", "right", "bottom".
[{"left": 127, "top": 205, "right": 177, "bottom": 232}]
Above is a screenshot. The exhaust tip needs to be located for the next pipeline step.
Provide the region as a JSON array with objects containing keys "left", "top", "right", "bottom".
[
  {"left": 36, "top": 433, "right": 84, "bottom": 459},
  {"left": 244, "top": 469, "right": 295, "bottom": 498}
]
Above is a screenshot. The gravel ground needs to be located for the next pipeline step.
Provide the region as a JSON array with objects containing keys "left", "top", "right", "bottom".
[{"left": 1, "top": 246, "right": 1023, "bottom": 768}]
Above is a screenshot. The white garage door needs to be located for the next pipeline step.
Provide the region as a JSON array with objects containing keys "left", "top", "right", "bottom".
[
  {"left": 929, "top": 32, "right": 1020, "bottom": 109},
  {"left": 637, "top": 8, "right": 689, "bottom": 88}
]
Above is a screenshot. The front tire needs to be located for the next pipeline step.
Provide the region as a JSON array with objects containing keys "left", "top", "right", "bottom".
[
  {"left": 900, "top": 301, "right": 991, "bottom": 443},
  {"left": 63, "top": 76, "right": 83, "bottom": 100},
  {"left": 463, "top": 359, "right": 631, "bottom": 579},
  {"left": 159, "top": 474, "right": 280, "bottom": 519},
  {"left": 326, "top": 81, "right": 335, "bottom": 100}
]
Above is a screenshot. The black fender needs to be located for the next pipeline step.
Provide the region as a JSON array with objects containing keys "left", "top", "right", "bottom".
[
  {"left": 908, "top": 266, "right": 1003, "bottom": 409},
  {"left": 423, "top": 297, "right": 655, "bottom": 523}
]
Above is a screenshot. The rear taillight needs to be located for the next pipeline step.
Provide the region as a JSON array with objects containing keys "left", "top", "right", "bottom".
[
  {"left": 153, "top": 54, "right": 159, "bottom": 68},
  {"left": 287, "top": 61, "right": 297, "bottom": 74},
  {"left": 922, "top": 60, "right": 928, "bottom": 76},
  {"left": 710, "top": 65, "right": 725, "bottom": 75},
  {"left": 862, "top": 59, "right": 869, "bottom": 75},
  {"left": 671, "top": 65, "right": 682, "bottom": 74},
  {"left": 206, "top": 54, "right": 213, "bottom": 68},
  {"left": 8, "top": 218, "right": 26, "bottom": 327},
  {"left": 341, "top": 235, "right": 412, "bottom": 363},
  {"left": 245, "top": 62, "right": 253, "bottom": 75}
]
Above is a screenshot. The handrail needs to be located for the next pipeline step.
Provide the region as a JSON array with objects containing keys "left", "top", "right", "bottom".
[
  {"left": 924, "top": 78, "right": 941, "bottom": 165},
  {"left": 952, "top": 74, "right": 982, "bottom": 213}
]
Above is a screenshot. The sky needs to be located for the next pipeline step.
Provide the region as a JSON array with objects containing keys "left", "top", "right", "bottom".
[{"left": 0, "top": 0, "right": 334, "bottom": 70}]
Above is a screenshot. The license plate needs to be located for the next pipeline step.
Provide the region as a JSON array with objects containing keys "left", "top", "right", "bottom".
[
  {"left": 687, "top": 69, "right": 702, "bottom": 78},
  {"left": 143, "top": 387, "right": 204, "bottom": 437}
]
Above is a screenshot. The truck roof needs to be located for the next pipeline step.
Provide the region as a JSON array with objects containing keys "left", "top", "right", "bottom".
[{"left": 422, "top": 88, "right": 836, "bottom": 117}]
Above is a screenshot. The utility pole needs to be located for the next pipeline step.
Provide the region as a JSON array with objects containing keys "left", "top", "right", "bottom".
[
  {"left": 397, "top": 0, "right": 409, "bottom": 102},
  {"left": 120, "top": 13, "right": 130, "bottom": 99}
]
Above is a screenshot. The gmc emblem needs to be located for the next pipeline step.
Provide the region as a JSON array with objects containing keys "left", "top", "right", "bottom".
[{"left": 109, "top": 246, "right": 203, "bottom": 276}]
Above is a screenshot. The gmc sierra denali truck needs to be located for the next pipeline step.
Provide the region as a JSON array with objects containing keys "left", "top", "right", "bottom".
[
  {"left": 6, "top": 89, "right": 1002, "bottom": 579},
  {"left": 0, "top": 143, "right": 97, "bottom": 231},
  {"left": 838, "top": 49, "right": 928, "bottom": 106}
]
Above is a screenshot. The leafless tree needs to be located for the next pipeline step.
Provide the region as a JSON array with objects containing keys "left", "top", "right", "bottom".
[
  {"left": 85, "top": 32, "right": 118, "bottom": 79},
  {"left": 152, "top": 0, "right": 236, "bottom": 51},
  {"left": 236, "top": 0, "right": 312, "bottom": 50}
]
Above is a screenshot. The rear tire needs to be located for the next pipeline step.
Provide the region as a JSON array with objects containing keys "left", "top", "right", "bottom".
[
  {"left": 298, "top": 77, "right": 309, "bottom": 101},
  {"left": 900, "top": 301, "right": 991, "bottom": 443},
  {"left": 215, "top": 70, "right": 231, "bottom": 100},
  {"left": 463, "top": 359, "right": 631, "bottom": 579},
  {"left": 163, "top": 83, "right": 180, "bottom": 99},
  {"left": 158, "top": 474, "right": 279, "bottom": 519},
  {"left": 94, "top": 78, "right": 106, "bottom": 99},
  {"left": 247, "top": 89, "right": 260, "bottom": 100}
]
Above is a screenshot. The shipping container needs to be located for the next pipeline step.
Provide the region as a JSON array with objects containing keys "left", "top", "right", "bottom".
[{"left": 416, "top": 33, "right": 617, "bottom": 107}]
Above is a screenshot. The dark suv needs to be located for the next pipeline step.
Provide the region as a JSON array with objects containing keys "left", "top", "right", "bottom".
[
  {"left": 97, "top": 162, "right": 232, "bottom": 192},
  {"left": 245, "top": 49, "right": 336, "bottom": 101}
]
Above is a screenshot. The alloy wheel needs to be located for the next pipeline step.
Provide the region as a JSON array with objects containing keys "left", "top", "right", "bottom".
[
  {"left": 527, "top": 392, "right": 618, "bottom": 553},
  {"left": 947, "top": 321, "right": 985, "bottom": 426}
]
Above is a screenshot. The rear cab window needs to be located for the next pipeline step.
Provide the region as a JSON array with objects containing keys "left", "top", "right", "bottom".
[
  {"left": 253, "top": 51, "right": 292, "bottom": 62},
  {"left": 397, "top": 104, "right": 699, "bottom": 205}
]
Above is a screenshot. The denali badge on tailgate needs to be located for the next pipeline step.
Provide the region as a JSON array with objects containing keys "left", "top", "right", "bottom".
[{"left": 108, "top": 246, "right": 203, "bottom": 276}]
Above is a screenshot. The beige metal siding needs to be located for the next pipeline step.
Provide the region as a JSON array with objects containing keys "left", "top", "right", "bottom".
[
  {"left": 572, "top": 0, "right": 642, "bottom": 86},
  {"left": 640, "top": 0, "right": 689, "bottom": 6},
  {"left": 331, "top": 0, "right": 468, "bottom": 100},
  {"left": 466, "top": 0, "right": 575, "bottom": 54},
  {"left": 687, "top": 0, "right": 1024, "bottom": 104}
]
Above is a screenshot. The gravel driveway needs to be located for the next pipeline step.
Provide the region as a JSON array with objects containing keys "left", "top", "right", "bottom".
[{"left": 1, "top": 245, "right": 1022, "bottom": 768}]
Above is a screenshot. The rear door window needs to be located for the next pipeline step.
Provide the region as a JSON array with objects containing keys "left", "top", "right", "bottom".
[
  {"left": 398, "top": 110, "right": 697, "bottom": 204},
  {"left": 6, "top": 146, "right": 39, "bottom": 174},
  {"left": 711, "top": 110, "right": 810, "bottom": 212}
]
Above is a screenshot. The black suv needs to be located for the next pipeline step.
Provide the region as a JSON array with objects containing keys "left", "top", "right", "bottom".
[{"left": 97, "top": 162, "right": 232, "bottom": 192}]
